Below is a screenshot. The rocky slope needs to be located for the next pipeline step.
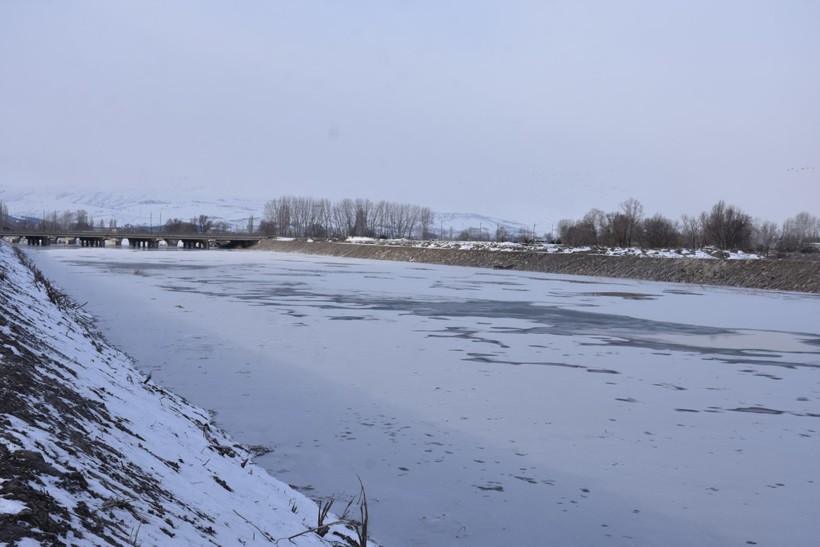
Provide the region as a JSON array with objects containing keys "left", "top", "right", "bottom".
[{"left": 255, "top": 239, "right": 820, "bottom": 294}]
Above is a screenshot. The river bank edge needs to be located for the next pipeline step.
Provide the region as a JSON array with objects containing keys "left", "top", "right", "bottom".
[{"left": 254, "top": 239, "right": 820, "bottom": 294}]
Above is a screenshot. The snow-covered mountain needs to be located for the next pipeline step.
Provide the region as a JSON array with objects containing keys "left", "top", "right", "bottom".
[
  {"left": 0, "top": 186, "right": 530, "bottom": 235},
  {"left": 0, "top": 186, "right": 265, "bottom": 229}
]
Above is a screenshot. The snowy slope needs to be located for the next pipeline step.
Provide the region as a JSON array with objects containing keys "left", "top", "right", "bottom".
[{"left": 0, "top": 240, "right": 375, "bottom": 546}]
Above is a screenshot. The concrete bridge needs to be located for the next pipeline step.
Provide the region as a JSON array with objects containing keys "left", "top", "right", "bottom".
[{"left": 4, "top": 231, "right": 265, "bottom": 249}]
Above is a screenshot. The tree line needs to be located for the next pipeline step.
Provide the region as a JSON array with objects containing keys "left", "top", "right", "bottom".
[
  {"left": 259, "top": 196, "right": 435, "bottom": 239},
  {"left": 2, "top": 196, "right": 818, "bottom": 254},
  {"left": 557, "top": 198, "right": 820, "bottom": 254}
]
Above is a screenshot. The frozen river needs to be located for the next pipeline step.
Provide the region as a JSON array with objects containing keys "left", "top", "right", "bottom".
[{"left": 27, "top": 247, "right": 820, "bottom": 546}]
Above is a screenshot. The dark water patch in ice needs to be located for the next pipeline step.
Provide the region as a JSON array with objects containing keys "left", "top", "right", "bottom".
[
  {"left": 572, "top": 292, "right": 657, "bottom": 300},
  {"left": 329, "top": 316, "right": 370, "bottom": 321},
  {"left": 534, "top": 276, "right": 615, "bottom": 285},
  {"left": 707, "top": 357, "right": 820, "bottom": 370},
  {"left": 587, "top": 368, "right": 620, "bottom": 374},
  {"left": 739, "top": 369, "right": 782, "bottom": 380},
  {"left": 663, "top": 288, "right": 703, "bottom": 296},
  {"left": 654, "top": 383, "right": 687, "bottom": 391},
  {"left": 731, "top": 407, "right": 785, "bottom": 415},
  {"left": 464, "top": 353, "right": 585, "bottom": 369},
  {"left": 325, "top": 294, "right": 732, "bottom": 339},
  {"left": 424, "top": 326, "right": 510, "bottom": 349}
]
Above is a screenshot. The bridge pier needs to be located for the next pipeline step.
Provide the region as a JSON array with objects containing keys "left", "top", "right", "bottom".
[
  {"left": 79, "top": 237, "right": 105, "bottom": 247},
  {"left": 129, "top": 238, "right": 159, "bottom": 249},
  {"left": 26, "top": 236, "right": 50, "bottom": 246},
  {"left": 180, "top": 239, "right": 210, "bottom": 249}
]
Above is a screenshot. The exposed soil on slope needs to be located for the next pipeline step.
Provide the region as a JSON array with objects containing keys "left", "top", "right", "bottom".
[{"left": 254, "top": 240, "right": 820, "bottom": 294}]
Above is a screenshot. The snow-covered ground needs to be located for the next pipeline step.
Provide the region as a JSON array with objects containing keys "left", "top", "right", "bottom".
[
  {"left": 24, "top": 246, "right": 820, "bottom": 546},
  {"left": 347, "top": 236, "right": 761, "bottom": 259},
  {"left": 0, "top": 241, "right": 376, "bottom": 546}
]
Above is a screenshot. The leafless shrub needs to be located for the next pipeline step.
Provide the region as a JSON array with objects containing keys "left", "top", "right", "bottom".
[
  {"left": 351, "top": 477, "right": 369, "bottom": 547},
  {"left": 316, "top": 497, "right": 334, "bottom": 537}
]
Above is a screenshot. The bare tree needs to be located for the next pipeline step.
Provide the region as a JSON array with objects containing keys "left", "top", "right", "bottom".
[
  {"left": 495, "top": 224, "right": 510, "bottom": 242},
  {"left": 779, "top": 211, "right": 820, "bottom": 252},
  {"left": 751, "top": 219, "right": 779, "bottom": 256},
  {"left": 58, "top": 210, "right": 72, "bottom": 230},
  {"left": 73, "top": 210, "right": 91, "bottom": 231},
  {"left": 419, "top": 207, "right": 434, "bottom": 240},
  {"left": 680, "top": 214, "right": 702, "bottom": 249},
  {"left": 43, "top": 210, "right": 59, "bottom": 231},
  {"left": 333, "top": 198, "right": 357, "bottom": 236},
  {"left": 195, "top": 214, "right": 213, "bottom": 234},
  {"left": 604, "top": 212, "right": 630, "bottom": 247},
  {"left": 619, "top": 198, "right": 644, "bottom": 247},
  {"left": 582, "top": 208, "right": 607, "bottom": 245},
  {"left": 558, "top": 218, "right": 596, "bottom": 246},
  {"left": 208, "top": 221, "right": 229, "bottom": 234},
  {"left": 263, "top": 198, "right": 292, "bottom": 237},
  {"left": 702, "top": 200, "right": 752, "bottom": 250},
  {"left": 640, "top": 213, "right": 679, "bottom": 248},
  {"left": 351, "top": 206, "right": 371, "bottom": 237},
  {"left": 165, "top": 218, "right": 197, "bottom": 234},
  {"left": 457, "top": 227, "right": 489, "bottom": 241}
]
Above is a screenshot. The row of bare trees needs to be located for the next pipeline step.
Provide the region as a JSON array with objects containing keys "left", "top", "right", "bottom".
[
  {"left": 30, "top": 209, "right": 118, "bottom": 232},
  {"left": 558, "top": 199, "right": 820, "bottom": 254},
  {"left": 160, "top": 214, "right": 243, "bottom": 234},
  {"left": 260, "top": 196, "right": 434, "bottom": 239}
]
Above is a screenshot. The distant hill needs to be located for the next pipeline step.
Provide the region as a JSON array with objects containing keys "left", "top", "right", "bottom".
[
  {"left": 433, "top": 212, "right": 530, "bottom": 238},
  {"left": 0, "top": 187, "right": 265, "bottom": 230},
  {"left": 1, "top": 187, "right": 529, "bottom": 236}
]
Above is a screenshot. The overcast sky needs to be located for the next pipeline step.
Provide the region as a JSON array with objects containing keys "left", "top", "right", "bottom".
[{"left": 1, "top": 0, "right": 818, "bottom": 226}]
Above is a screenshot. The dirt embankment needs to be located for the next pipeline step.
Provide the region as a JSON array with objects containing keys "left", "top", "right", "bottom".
[{"left": 254, "top": 240, "right": 820, "bottom": 294}]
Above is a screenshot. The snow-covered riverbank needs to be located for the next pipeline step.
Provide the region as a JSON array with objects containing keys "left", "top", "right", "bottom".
[{"left": 0, "top": 241, "right": 374, "bottom": 546}]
